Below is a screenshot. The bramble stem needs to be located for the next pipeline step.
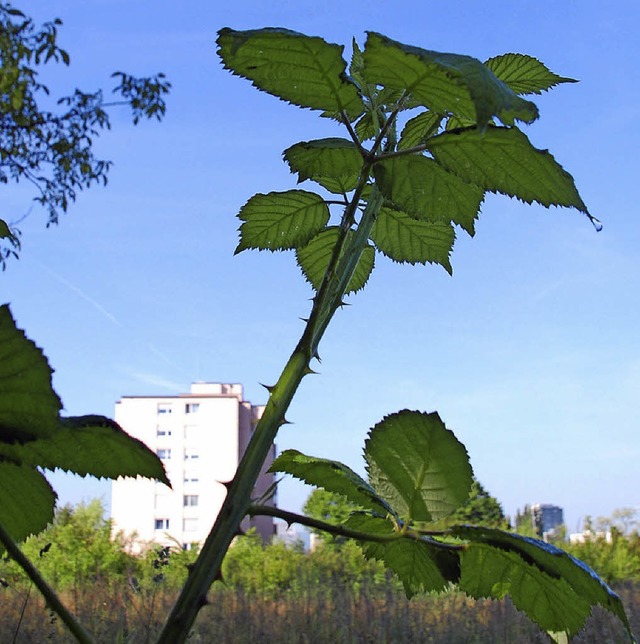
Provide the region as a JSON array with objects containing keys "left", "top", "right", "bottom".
[
  {"left": 0, "top": 520, "right": 94, "bottom": 644},
  {"left": 157, "top": 182, "right": 384, "bottom": 643}
]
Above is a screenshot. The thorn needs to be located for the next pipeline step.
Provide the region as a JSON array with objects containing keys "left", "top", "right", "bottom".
[
  {"left": 313, "top": 350, "right": 321, "bottom": 363},
  {"left": 303, "top": 366, "right": 319, "bottom": 376},
  {"left": 299, "top": 317, "right": 309, "bottom": 323},
  {"left": 220, "top": 480, "right": 233, "bottom": 490},
  {"left": 260, "top": 382, "right": 274, "bottom": 393},
  {"left": 339, "top": 300, "right": 350, "bottom": 307},
  {"left": 279, "top": 418, "right": 293, "bottom": 427}
]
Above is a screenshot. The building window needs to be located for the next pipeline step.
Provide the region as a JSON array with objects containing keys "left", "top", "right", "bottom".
[
  {"left": 183, "top": 495, "right": 198, "bottom": 507},
  {"left": 183, "top": 472, "right": 199, "bottom": 484},
  {"left": 157, "top": 403, "right": 173, "bottom": 415},
  {"left": 154, "top": 518, "right": 170, "bottom": 530},
  {"left": 183, "top": 518, "right": 198, "bottom": 532},
  {"left": 184, "top": 448, "right": 199, "bottom": 460},
  {"left": 157, "top": 449, "right": 171, "bottom": 460},
  {"left": 156, "top": 427, "right": 172, "bottom": 437},
  {"left": 185, "top": 403, "right": 200, "bottom": 414}
]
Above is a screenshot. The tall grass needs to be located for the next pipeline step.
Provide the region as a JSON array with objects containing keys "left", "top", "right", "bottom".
[{"left": 1, "top": 576, "right": 637, "bottom": 642}]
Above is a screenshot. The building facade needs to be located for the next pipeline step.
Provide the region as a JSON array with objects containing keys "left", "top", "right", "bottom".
[{"left": 111, "top": 382, "right": 275, "bottom": 551}]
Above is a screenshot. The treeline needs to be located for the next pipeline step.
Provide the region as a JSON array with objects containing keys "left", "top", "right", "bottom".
[{"left": 0, "top": 500, "right": 638, "bottom": 642}]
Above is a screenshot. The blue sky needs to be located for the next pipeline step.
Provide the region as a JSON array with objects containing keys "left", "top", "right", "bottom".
[{"left": 4, "top": 1, "right": 639, "bottom": 534}]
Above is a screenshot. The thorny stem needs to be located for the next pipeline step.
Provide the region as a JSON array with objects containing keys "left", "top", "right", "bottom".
[
  {"left": 157, "top": 181, "right": 385, "bottom": 644},
  {"left": 0, "top": 520, "right": 94, "bottom": 644}
]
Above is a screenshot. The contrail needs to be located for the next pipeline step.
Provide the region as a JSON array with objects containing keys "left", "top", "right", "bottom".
[{"left": 37, "top": 261, "right": 123, "bottom": 327}]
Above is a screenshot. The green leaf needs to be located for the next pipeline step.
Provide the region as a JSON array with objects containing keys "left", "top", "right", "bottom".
[
  {"left": 397, "top": 111, "right": 442, "bottom": 151},
  {"left": 2, "top": 415, "right": 170, "bottom": 486},
  {"left": 216, "top": 28, "right": 364, "bottom": 119},
  {"left": 235, "top": 190, "right": 330, "bottom": 253},
  {"left": 485, "top": 54, "right": 577, "bottom": 96},
  {"left": 283, "top": 138, "right": 363, "bottom": 194},
  {"left": 345, "top": 512, "right": 457, "bottom": 596},
  {"left": 0, "top": 463, "right": 55, "bottom": 545},
  {"left": 0, "top": 304, "right": 61, "bottom": 443},
  {"left": 354, "top": 112, "right": 377, "bottom": 142},
  {"left": 269, "top": 449, "right": 392, "bottom": 516},
  {"left": 370, "top": 206, "right": 455, "bottom": 274},
  {"left": 296, "top": 227, "right": 375, "bottom": 293},
  {"left": 363, "top": 32, "right": 538, "bottom": 127},
  {"left": 426, "top": 126, "right": 590, "bottom": 213},
  {"left": 452, "top": 526, "right": 633, "bottom": 639},
  {"left": 373, "top": 156, "right": 483, "bottom": 235},
  {"left": 364, "top": 410, "right": 472, "bottom": 522},
  {"left": 0, "top": 219, "right": 14, "bottom": 240}
]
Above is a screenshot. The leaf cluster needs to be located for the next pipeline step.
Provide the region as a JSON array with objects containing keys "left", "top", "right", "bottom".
[
  {"left": 221, "top": 27, "right": 597, "bottom": 291},
  {"left": 0, "top": 2, "right": 171, "bottom": 268},
  {"left": 270, "top": 409, "right": 633, "bottom": 640},
  {"left": 0, "top": 304, "right": 169, "bottom": 546}
]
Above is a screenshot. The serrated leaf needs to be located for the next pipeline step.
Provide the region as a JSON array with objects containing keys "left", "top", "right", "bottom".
[
  {"left": 0, "top": 304, "right": 61, "bottom": 443},
  {"left": 283, "top": 138, "right": 363, "bottom": 194},
  {"left": 217, "top": 28, "right": 364, "bottom": 119},
  {"left": 2, "top": 415, "right": 170, "bottom": 486},
  {"left": 269, "top": 449, "right": 392, "bottom": 516},
  {"left": 363, "top": 32, "right": 538, "bottom": 127},
  {"left": 452, "top": 526, "right": 633, "bottom": 639},
  {"left": 398, "top": 111, "right": 442, "bottom": 151},
  {"left": 0, "top": 463, "right": 55, "bottom": 546},
  {"left": 354, "top": 112, "right": 377, "bottom": 142},
  {"left": 364, "top": 410, "right": 472, "bottom": 523},
  {"left": 296, "top": 227, "right": 375, "bottom": 293},
  {"left": 345, "top": 513, "right": 457, "bottom": 596},
  {"left": 426, "top": 126, "right": 589, "bottom": 213},
  {"left": 236, "top": 190, "right": 330, "bottom": 253},
  {"left": 370, "top": 206, "right": 455, "bottom": 273},
  {"left": 373, "top": 156, "right": 483, "bottom": 235},
  {"left": 459, "top": 543, "right": 591, "bottom": 637},
  {"left": 485, "top": 54, "right": 577, "bottom": 96}
]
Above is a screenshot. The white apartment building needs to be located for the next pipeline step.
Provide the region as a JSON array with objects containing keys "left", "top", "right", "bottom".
[{"left": 111, "top": 382, "right": 276, "bottom": 551}]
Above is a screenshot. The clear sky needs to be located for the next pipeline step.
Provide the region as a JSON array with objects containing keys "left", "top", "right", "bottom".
[{"left": 4, "top": 0, "right": 639, "bottom": 535}]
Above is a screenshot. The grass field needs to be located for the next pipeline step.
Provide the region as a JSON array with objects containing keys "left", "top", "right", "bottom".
[{"left": 2, "top": 579, "right": 637, "bottom": 642}]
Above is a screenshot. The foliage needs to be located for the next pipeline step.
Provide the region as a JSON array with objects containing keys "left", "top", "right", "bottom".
[
  {"left": 303, "top": 488, "right": 362, "bottom": 546},
  {"left": 0, "top": 304, "right": 169, "bottom": 547},
  {"left": 0, "top": 2, "right": 170, "bottom": 268},
  {"left": 0, "top": 500, "right": 134, "bottom": 588},
  {"left": 445, "top": 478, "right": 509, "bottom": 529}
]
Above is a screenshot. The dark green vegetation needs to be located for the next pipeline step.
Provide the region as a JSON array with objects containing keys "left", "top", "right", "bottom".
[
  {"left": 1, "top": 6, "right": 632, "bottom": 642},
  {"left": 0, "top": 502, "right": 639, "bottom": 642}
]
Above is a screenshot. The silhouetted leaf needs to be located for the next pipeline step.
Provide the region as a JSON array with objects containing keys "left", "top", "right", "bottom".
[
  {"left": 296, "top": 227, "right": 375, "bottom": 293},
  {"left": 365, "top": 410, "right": 472, "bottom": 522},
  {"left": 363, "top": 32, "right": 538, "bottom": 127},
  {"left": 217, "top": 28, "right": 364, "bottom": 119},
  {"left": 0, "top": 304, "right": 60, "bottom": 443},
  {"left": 370, "top": 206, "right": 455, "bottom": 273},
  {"left": 236, "top": 190, "right": 330, "bottom": 253},
  {"left": 485, "top": 54, "right": 577, "bottom": 96},
  {"left": 0, "top": 463, "right": 55, "bottom": 547},
  {"left": 270, "top": 449, "right": 392, "bottom": 516}
]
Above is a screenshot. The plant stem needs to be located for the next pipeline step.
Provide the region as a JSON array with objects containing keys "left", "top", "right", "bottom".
[
  {"left": 0, "top": 521, "right": 94, "bottom": 644},
  {"left": 157, "top": 183, "right": 384, "bottom": 644},
  {"left": 249, "top": 504, "right": 464, "bottom": 550}
]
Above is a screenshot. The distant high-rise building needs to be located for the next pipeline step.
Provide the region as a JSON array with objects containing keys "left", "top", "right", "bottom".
[
  {"left": 531, "top": 503, "right": 564, "bottom": 537},
  {"left": 111, "top": 382, "right": 275, "bottom": 551}
]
